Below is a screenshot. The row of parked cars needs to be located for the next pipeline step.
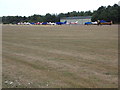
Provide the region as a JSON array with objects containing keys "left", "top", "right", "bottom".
[
  {"left": 17, "top": 21, "right": 67, "bottom": 25},
  {"left": 85, "top": 20, "right": 112, "bottom": 25}
]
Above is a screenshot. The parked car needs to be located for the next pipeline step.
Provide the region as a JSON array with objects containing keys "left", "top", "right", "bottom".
[
  {"left": 84, "top": 22, "right": 92, "bottom": 25},
  {"left": 100, "top": 20, "right": 112, "bottom": 25}
]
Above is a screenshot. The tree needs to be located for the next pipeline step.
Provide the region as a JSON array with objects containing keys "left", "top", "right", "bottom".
[{"left": 91, "top": 4, "right": 120, "bottom": 23}]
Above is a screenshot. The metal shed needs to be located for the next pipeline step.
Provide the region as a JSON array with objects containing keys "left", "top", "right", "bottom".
[{"left": 60, "top": 16, "right": 92, "bottom": 25}]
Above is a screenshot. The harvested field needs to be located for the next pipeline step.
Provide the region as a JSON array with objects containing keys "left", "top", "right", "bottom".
[{"left": 2, "top": 25, "right": 118, "bottom": 88}]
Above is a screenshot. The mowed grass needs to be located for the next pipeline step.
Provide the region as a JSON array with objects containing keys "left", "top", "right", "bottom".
[{"left": 2, "top": 25, "right": 118, "bottom": 88}]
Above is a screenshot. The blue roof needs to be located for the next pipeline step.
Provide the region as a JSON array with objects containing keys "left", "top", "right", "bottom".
[
  {"left": 100, "top": 20, "right": 107, "bottom": 23},
  {"left": 85, "top": 22, "right": 92, "bottom": 24}
]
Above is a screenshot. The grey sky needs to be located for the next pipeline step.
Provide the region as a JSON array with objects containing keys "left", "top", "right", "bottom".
[{"left": 0, "top": 0, "right": 119, "bottom": 16}]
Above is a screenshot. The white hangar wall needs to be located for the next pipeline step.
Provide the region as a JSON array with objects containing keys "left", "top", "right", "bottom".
[{"left": 60, "top": 16, "right": 92, "bottom": 24}]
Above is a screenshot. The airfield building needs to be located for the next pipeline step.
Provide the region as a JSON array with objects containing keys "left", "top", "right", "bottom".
[{"left": 60, "top": 16, "right": 92, "bottom": 25}]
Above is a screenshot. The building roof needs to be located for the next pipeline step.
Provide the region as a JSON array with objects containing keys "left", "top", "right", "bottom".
[{"left": 61, "top": 16, "right": 92, "bottom": 19}]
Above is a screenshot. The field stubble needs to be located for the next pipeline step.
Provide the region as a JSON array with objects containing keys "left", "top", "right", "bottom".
[{"left": 2, "top": 25, "right": 118, "bottom": 88}]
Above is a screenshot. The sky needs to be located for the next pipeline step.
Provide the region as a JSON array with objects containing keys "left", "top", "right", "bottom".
[{"left": 0, "top": 0, "right": 120, "bottom": 16}]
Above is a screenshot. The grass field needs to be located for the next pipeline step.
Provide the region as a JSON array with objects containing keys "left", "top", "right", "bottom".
[{"left": 2, "top": 25, "right": 118, "bottom": 88}]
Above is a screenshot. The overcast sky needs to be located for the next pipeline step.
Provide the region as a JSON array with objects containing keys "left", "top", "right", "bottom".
[{"left": 0, "top": 0, "right": 119, "bottom": 16}]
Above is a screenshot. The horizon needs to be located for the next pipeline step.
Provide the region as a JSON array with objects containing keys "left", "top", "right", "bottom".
[{"left": 0, "top": 0, "right": 120, "bottom": 17}]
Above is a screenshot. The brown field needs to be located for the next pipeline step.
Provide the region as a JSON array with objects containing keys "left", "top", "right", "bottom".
[{"left": 2, "top": 25, "right": 118, "bottom": 88}]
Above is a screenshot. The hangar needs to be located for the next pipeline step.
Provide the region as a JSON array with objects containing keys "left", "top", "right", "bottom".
[{"left": 60, "top": 16, "right": 92, "bottom": 25}]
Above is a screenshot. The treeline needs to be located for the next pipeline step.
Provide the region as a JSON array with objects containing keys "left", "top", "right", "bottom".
[
  {"left": 2, "top": 4, "right": 120, "bottom": 24},
  {"left": 2, "top": 11, "right": 93, "bottom": 24},
  {"left": 92, "top": 4, "right": 120, "bottom": 23}
]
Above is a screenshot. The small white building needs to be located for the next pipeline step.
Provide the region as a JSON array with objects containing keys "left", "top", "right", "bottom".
[{"left": 60, "top": 16, "right": 92, "bottom": 25}]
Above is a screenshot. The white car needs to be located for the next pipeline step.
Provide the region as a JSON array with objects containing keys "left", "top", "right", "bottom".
[
  {"left": 47, "top": 22, "right": 56, "bottom": 25},
  {"left": 91, "top": 21, "right": 98, "bottom": 25}
]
